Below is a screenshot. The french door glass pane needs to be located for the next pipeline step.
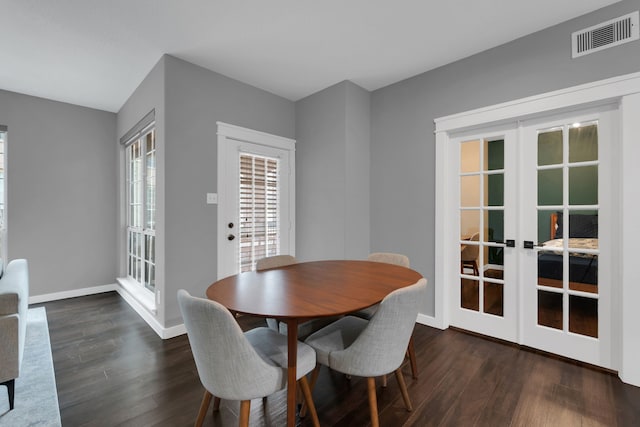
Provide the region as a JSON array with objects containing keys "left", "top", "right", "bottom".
[
  {"left": 538, "top": 290, "right": 563, "bottom": 330},
  {"left": 538, "top": 129, "right": 563, "bottom": 166},
  {"left": 484, "top": 282, "right": 504, "bottom": 316},
  {"left": 460, "top": 210, "right": 480, "bottom": 239},
  {"left": 538, "top": 209, "right": 558, "bottom": 243},
  {"left": 485, "top": 174, "right": 504, "bottom": 206},
  {"left": 484, "top": 210, "right": 503, "bottom": 243},
  {"left": 461, "top": 140, "right": 481, "bottom": 172},
  {"left": 461, "top": 278, "right": 479, "bottom": 311},
  {"left": 460, "top": 175, "right": 480, "bottom": 207},
  {"left": 569, "top": 295, "right": 598, "bottom": 338},
  {"left": 569, "top": 123, "right": 598, "bottom": 162},
  {"left": 569, "top": 166, "right": 598, "bottom": 205},
  {"left": 567, "top": 210, "right": 598, "bottom": 248},
  {"left": 485, "top": 139, "right": 504, "bottom": 170},
  {"left": 538, "top": 168, "right": 563, "bottom": 205}
]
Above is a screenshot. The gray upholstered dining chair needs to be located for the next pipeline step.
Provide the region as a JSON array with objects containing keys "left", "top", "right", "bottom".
[
  {"left": 353, "top": 252, "right": 410, "bottom": 320},
  {"left": 177, "top": 290, "right": 319, "bottom": 427},
  {"left": 255, "top": 254, "right": 297, "bottom": 271},
  {"left": 256, "top": 255, "right": 297, "bottom": 331},
  {"left": 256, "top": 255, "right": 338, "bottom": 340},
  {"left": 352, "top": 252, "right": 419, "bottom": 380},
  {"left": 304, "top": 278, "right": 427, "bottom": 427}
]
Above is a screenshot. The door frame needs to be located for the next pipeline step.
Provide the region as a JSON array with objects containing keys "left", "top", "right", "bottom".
[
  {"left": 216, "top": 122, "right": 296, "bottom": 280},
  {"left": 434, "top": 71, "right": 640, "bottom": 386}
]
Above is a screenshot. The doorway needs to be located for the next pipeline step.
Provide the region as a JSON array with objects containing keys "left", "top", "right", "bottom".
[
  {"left": 216, "top": 122, "right": 295, "bottom": 279},
  {"left": 445, "top": 105, "right": 616, "bottom": 369}
]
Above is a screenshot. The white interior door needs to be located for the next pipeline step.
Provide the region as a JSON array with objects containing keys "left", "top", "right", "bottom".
[
  {"left": 217, "top": 123, "right": 295, "bottom": 279},
  {"left": 450, "top": 126, "right": 518, "bottom": 342},
  {"left": 448, "top": 106, "right": 616, "bottom": 368},
  {"left": 520, "top": 106, "right": 616, "bottom": 368}
]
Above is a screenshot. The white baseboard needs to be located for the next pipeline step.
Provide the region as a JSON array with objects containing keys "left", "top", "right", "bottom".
[
  {"left": 416, "top": 312, "right": 445, "bottom": 329},
  {"left": 29, "top": 283, "right": 186, "bottom": 340},
  {"left": 29, "top": 284, "right": 118, "bottom": 304},
  {"left": 163, "top": 323, "right": 187, "bottom": 339},
  {"left": 114, "top": 286, "right": 185, "bottom": 339}
]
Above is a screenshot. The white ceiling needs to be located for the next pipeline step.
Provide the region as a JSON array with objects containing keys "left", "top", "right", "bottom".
[{"left": 0, "top": 0, "right": 621, "bottom": 112}]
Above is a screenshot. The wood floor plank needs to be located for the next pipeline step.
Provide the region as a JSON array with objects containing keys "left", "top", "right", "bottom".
[{"left": 35, "top": 292, "right": 640, "bottom": 427}]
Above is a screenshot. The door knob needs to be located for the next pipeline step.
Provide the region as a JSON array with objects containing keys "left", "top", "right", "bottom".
[
  {"left": 227, "top": 234, "right": 235, "bottom": 241},
  {"left": 228, "top": 222, "right": 234, "bottom": 228}
]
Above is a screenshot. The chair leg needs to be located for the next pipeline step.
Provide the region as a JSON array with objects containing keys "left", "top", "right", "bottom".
[
  {"left": 300, "top": 365, "right": 321, "bottom": 417},
  {"left": 473, "top": 260, "right": 479, "bottom": 276},
  {"left": 298, "top": 376, "right": 320, "bottom": 427},
  {"left": 195, "top": 390, "right": 212, "bottom": 427},
  {"left": 239, "top": 400, "right": 251, "bottom": 427},
  {"left": 381, "top": 374, "right": 387, "bottom": 387},
  {"left": 213, "top": 396, "right": 221, "bottom": 412},
  {"left": 394, "top": 368, "right": 413, "bottom": 411},
  {"left": 367, "top": 377, "right": 379, "bottom": 427},
  {"left": 407, "top": 335, "right": 418, "bottom": 379},
  {"left": 1, "top": 379, "right": 15, "bottom": 410}
]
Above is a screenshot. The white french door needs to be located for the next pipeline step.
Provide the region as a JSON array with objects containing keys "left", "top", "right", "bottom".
[
  {"left": 520, "top": 107, "right": 615, "bottom": 368},
  {"left": 449, "top": 105, "right": 616, "bottom": 368},
  {"left": 217, "top": 123, "right": 295, "bottom": 279},
  {"left": 451, "top": 126, "right": 518, "bottom": 342}
]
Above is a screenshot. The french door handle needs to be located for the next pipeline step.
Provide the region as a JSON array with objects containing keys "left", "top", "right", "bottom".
[{"left": 524, "top": 240, "right": 544, "bottom": 249}]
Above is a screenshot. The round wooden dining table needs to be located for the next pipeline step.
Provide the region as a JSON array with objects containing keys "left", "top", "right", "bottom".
[{"left": 206, "top": 260, "right": 423, "bottom": 427}]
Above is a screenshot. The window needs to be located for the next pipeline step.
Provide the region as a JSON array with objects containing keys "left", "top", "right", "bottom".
[
  {"left": 126, "top": 127, "right": 156, "bottom": 291},
  {"left": 239, "top": 153, "right": 280, "bottom": 272}
]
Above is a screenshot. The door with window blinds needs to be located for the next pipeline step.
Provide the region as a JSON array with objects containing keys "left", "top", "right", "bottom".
[{"left": 217, "top": 123, "right": 295, "bottom": 280}]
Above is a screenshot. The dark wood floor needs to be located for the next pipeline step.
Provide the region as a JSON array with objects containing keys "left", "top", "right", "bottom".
[{"left": 36, "top": 292, "right": 640, "bottom": 426}]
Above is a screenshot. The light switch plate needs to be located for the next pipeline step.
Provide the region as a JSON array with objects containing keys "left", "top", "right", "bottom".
[{"left": 206, "top": 193, "right": 218, "bottom": 204}]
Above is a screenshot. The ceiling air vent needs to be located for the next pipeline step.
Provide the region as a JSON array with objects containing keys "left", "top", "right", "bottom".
[{"left": 572, "top": 11, "right": 639, "bottom": 58}]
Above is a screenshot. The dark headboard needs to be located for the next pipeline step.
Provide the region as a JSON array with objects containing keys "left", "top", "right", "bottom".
[{"left": 550, "top": 212, "right": 598, "bottom": 239}]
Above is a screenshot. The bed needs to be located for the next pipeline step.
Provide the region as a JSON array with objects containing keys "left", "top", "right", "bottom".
[{"left": 537, "top": 212, "right": 598, "bottom": 293}]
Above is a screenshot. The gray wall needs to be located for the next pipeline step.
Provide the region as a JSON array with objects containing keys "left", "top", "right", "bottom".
[
  {"left": 370, "top": 0, "right": 640, "bottom": 316},
  {"left": 163, "top": 55, "right": 295, "bottom": 327},
  {"left": 295, "top": 81, "right": 370, "bottom": 261},
  {"left": 345, "top": 82, "right": 371, "bottom": 259},
  {"left": 0, "top": 89, "right": 117, "bottom": 296}
]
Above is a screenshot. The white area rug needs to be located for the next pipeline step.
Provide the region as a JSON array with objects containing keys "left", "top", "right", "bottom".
[{"left": 0, "top": 307, "right": 61, "bottom": 426}]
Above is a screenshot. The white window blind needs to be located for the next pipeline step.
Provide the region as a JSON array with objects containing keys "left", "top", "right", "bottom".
[{"left": 239, "top": 153, "right": 280, "bottom": 272}]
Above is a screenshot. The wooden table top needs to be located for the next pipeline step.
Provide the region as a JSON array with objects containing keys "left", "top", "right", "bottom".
[{"left": 206, "top": 260, "right": 423, "bottom": 319}]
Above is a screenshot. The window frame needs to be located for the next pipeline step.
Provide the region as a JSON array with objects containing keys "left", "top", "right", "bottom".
[
  {"left": 0, "top": 127, "right": 6, "bottom": 261},
  {"left": 125, "top": 124, "right": 156, "bottom": 294}
]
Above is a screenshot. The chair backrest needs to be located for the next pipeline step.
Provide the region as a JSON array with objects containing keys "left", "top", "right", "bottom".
[
  {"left": 256, "top": 255, "right": 297, "bottom": 271},
  {"left": 177, "top": 290, "right": 282, "bottom": 400},
  {"left": 255, "top": 255, "right": 297, "bottom": 330},
  {"left": 461, "top": 232, "right": 480, "bottom": 261},
  {"left": 328, "top": 278, "right": 427, "bottom": 377},
  {"left": 368, "top": 252, "right": 410, "bottom": 268}
]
